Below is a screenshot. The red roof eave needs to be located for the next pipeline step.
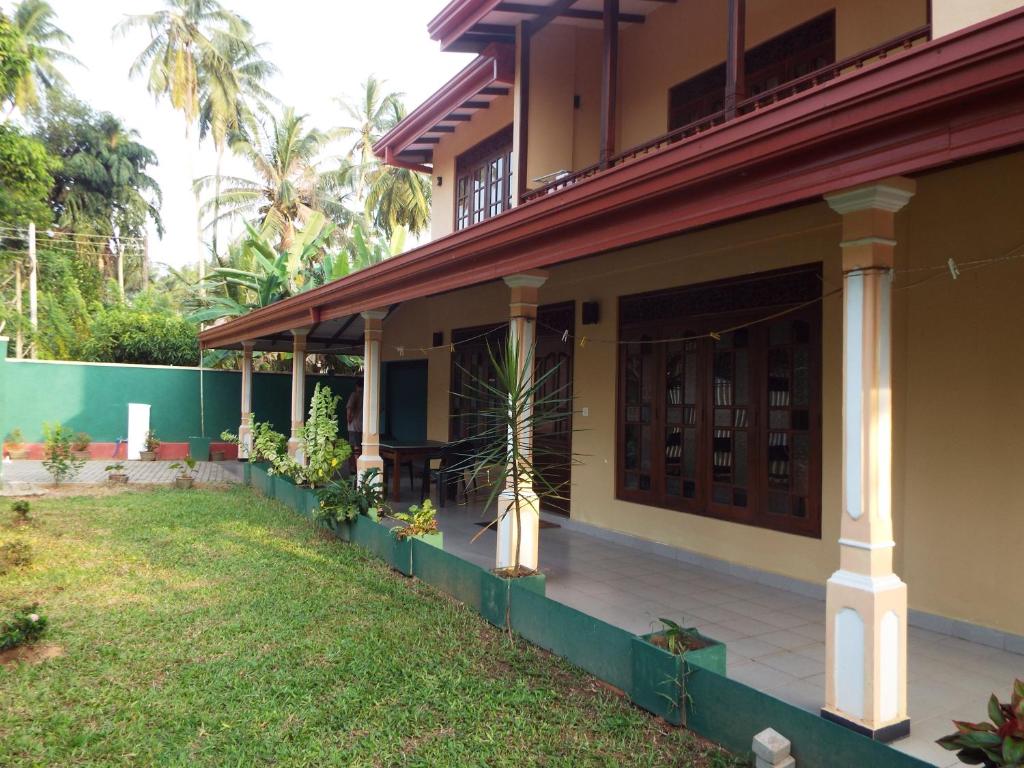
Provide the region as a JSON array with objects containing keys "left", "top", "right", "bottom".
[
  {"left": 427, "top": 0, "right": 503, "bottom": 51},
  {"left": 373, "top": 43, "right": 514, "bottom": 167},
  {"left": 201, "top": 7, "right": 1024, "bottom": 351}
]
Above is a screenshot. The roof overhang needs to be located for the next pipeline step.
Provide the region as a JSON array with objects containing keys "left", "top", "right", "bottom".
[
  {"left": 373, "top": 44, "right": 514, "bottom": 172},
  {"left": 201, "top": 7, "right": 1024, "bottom": 352},
  {"left": 428, "top": 0, "right": 666, "bottom": 53}
]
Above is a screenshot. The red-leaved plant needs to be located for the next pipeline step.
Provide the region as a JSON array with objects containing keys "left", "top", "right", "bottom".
[{"left": 937, "top": 679, "right": 1024, "bottom": 767}]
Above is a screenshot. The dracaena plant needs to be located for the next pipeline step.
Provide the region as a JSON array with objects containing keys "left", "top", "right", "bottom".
[{"left": 938, "top": 680, "right": 1024, "bottom": 767}]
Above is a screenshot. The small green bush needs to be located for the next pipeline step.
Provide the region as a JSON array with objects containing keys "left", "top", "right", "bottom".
[
  {"left": 11, "top": 500, "right": 30, "bottom": 520},
  {"left": 42, "top": 422, "right": 85, "bottom": 485},
  {"left": 0, "top": 540, "right": 32, "bottom": 574},
  {"left": 0, "top": 603, "right": 47, "bottom": 651}
]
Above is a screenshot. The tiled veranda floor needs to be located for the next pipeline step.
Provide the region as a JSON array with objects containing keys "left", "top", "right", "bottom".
[{"left": 387, "top": 480, "right": 1021, "bottom": 768}]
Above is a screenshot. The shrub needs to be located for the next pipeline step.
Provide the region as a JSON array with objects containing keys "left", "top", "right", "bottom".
[
  {"left": 143, "top": 430, "right": 160, "bottom": 453},
  {"left": 0, "top": 540, "right": 32, "bottom": 574},
  {"left": 938, "top": 680, "right": 1024, "bottom": 767},
  {"left": 316, "top": 468, "right": 387, "bottom": 524},
  {"left": 0, "top": 603, "right": 48, "bottom": 651},
  {"left": 4, "top": 428, "right": 24, "bottom": 447},
  {"left": 42, "top": 422, "right": 85, "bottom": 485},
  {"left": 391, "top": 499, "right": 438, "bottom": 540},
  {"left": 79, "top": 307, "right": 198, "bottom": 366},
  {"left": 301, "top": 383, "right": 351, "bottom": 487},
  {"left": 71, "top": 432, "right": 91, "bottom": 452},
  {"left": 11, "top": 500, "right": 30, "bottom": 521},
  {"left": 251, "top": 420, "right": 286, "bottom": 463}
]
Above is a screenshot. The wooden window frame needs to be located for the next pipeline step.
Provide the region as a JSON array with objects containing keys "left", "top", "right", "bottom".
[
  {"left": 668, "top": 11, "right": 837, "bottom": 131},
  {"left": 615, "top": 266, "right": 823, "bottom": 538},
  {"left": 454, "top": 125, "right": 514, "bottom": 232}
]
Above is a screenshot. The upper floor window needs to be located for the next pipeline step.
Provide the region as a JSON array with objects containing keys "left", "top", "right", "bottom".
[
  {"left": 668, "top": 11, "right": 836, "bottom": 130},
  {"left": 455, "top": 126, "right": 513, "bottom": 232}
]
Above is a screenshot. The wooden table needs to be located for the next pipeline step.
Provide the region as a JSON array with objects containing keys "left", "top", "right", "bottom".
[{"left": 378, "top": 440, "right": 448, "bottom": 502}]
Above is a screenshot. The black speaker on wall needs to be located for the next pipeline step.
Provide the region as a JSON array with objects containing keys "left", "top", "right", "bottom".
[
  {"left": 581, "top": 301, "right": 600, "bottom": 325},
  {"left": 432, "top": 331, "right": 444, "bottom": 347}
]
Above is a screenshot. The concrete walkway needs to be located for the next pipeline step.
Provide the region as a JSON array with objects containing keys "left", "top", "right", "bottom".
[{"left": 1, "top": 459, "right": 237, "bottom": 486}]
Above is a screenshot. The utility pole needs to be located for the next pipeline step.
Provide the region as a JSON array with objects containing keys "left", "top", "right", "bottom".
[
  {"left": 142, "top": 233, "right": 150, "bottom": 288},
  {"left": 194, "top": 187, "right": 206, "bottom": 298},
  {"left": 28, "top": 222, "right": 37, "bottom": 359},
  {"left": 116, "top": 240, "right": 125, "bottom": 299},
  {"left": 14, "top": 259, "right": 23, "bottom": 358}
]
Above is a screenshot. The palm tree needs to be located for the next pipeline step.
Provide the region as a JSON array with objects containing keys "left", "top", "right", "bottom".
[
  {"left": 336, "top": 75, "right": 401, "bottom": 207},
  {"left": 337, "top": 79, "right": 430, "bottom": 238},
  {"left": 115, "top": 0, "right": 252, "bottom": 292},
  {"left": 115, "top": 0, "right": 250, "bottom": 132},
  {"left": 197, "top": 31, "right": 277, "bottom": 264},
  {"left": 10, "top": 0, "right": 81, "bottom": 113},
  {"left": 195, "top": 106, "right": 349, "bottom": 251}
]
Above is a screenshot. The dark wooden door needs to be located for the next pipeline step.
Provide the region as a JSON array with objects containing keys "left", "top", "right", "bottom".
[{"left": 534, "top": 303, "right": 575, "bottom": 515}]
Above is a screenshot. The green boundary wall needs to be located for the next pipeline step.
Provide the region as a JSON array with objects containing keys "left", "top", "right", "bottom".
[
  {"left": 248, "top": 463, "right": 935, "bottom": 768},
  {"left": 0, "top": 339, "right": 358, "bottom": 442}
]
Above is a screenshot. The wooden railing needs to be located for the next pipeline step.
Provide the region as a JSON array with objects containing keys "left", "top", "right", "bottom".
[{"left": 521, "top": 25, "right": 931, "bottom": 204}]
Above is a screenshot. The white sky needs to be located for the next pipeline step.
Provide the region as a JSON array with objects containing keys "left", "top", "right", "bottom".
[{"left": 24, "top": 0, "right": 473, "bottom": 271}]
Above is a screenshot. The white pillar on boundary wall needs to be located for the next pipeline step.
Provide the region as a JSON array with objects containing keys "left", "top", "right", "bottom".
[
  {"left": 238, "top": 341, "right": 255, "bottom": 460},
  {"left": 496, "top": 271, "right": 548, "bottom": 573},
  {"left": 823, "top": 177, "right": 915, "bottom": 742},
  {"left": 356, "top": 310, "right": 387, "bottom": 486},
  {"left": 287, "top": 329, "right": 308, "bottom": 463}
]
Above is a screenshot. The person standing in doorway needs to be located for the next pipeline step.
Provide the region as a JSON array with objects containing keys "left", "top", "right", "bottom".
[{"left": 346, "top": 382, "right": 363, "bottom": 473}]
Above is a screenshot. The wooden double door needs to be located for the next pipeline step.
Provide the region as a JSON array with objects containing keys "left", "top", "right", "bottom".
[{"left": 450, "top": 302, "right": 575, "bottom": 515}]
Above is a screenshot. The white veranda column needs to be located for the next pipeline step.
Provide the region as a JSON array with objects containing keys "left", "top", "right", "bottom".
[
  {"left": 496, "top": 271, "right": 548, "bottom": 573},
  {"left": 823, "top": 177, "right": 915, "bottom": 741},
  {"left": 287, "top": 329, "right": 308, "bottom": 463},
  {"left": 238, "top": 341, "right": 255, "bottom": 460},
  {"left": 356, "top": 310, "right": 387, "bottom": 486}
]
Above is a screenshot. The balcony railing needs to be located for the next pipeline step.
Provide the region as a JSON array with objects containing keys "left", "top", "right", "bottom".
[{"left": 521, "top": 24, "right": 931, "bottom": 204}]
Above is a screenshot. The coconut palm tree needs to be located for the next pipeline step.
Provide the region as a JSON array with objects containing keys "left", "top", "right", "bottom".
[
  {"left": 336, "top": 75, "right": 401, "bottom": 207},
  {"left": 197, "top": 30, "right": 277, "bottom": 264},
  {"left": 115, "top": 0, "right": 251, "bottom": 132},
  {"left": 115, "top": 0, "right": 253, "bottom": 293},
  {"left": 195, "top": 106, "right": 349, "bottom": 251},
  {"left": 10, "top": 0, "right": 81, "bottom": 113},
  {"left": 337, "top": 78, "right": 430, "bottom": 238}
]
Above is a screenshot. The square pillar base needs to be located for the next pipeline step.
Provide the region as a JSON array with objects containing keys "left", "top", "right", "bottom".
[
  {"left": 496, "top": 489, "right": 540, "bottom": 572},
  {"left": 287, "top": 436, "right": 305, "bottom": 465},
  {"left": 356, "top": 454, "right": 384, "bottom": 486},
  {"left": 821, "top": 709, "right": 910, "bottom": 743},
  {"left": 238, "top": 422, "right": 252, "bottom": 461}
]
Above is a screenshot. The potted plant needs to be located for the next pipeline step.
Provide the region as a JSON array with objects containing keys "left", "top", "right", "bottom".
[
  {"left": 4, "top": 428, "right": 28, "bottom": 460},
  {"left": 140, "top": 430, "right": 159, "bottom": 461},
  {"left": 169, "top": 455, "right": 198, "bottom": 489},
  {"left": 390, "top": 499, "right": 443, "bottom": 548},
  {"left": 938, "top": 679, "right": 1024, "bottom": 767},
  {"left": 70, "top": 432, "right": 92, "bottom": 459},
  {"left": 105, "top": 463, "right": 129, "bottom": 484},
  {"left": 459, "top": 336, "right": 571, "bottom": 582},
  {"left": 643, "top": 617, "right": 726, "bottom": 672}
]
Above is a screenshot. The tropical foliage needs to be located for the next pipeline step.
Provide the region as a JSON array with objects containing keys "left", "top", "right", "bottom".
[
  {"left": 938, "top": 680, "right": 1024, "bottom": 767},
  {"left": 79, "top": 306, "right": 198, "bottom": 366},
  {"left": 7, "top": 0, "right": 80, "bottom": 113},
  {"left": 195, "top": 107, "right": 349, "bottom": 249}
]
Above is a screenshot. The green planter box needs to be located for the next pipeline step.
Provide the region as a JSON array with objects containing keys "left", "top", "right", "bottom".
[
  {"left": 390, "top": 531, "right": 443, "bottom": 576},
  {"left": 187, "top": 436, "right": 213, "bottom": 461},
  {"left": 633, "top": 631, "right": 726, "bottom": 725},
  {"left": 480, "top": 570, "right": 546, "bottom": 628},
  {"left": 250, "top": 462, "right": 274, "bottom": 497}
]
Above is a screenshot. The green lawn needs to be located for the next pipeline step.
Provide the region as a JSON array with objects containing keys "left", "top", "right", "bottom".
[{"left": 0, "top": 487, "right": 738, "bottom": 767}]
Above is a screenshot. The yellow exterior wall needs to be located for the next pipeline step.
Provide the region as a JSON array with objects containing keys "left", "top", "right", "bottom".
[
  {"left": 428, "top": 93, "right": 514, "bottom": 241},
  {"left": 932, "top": 0, "right": 1023, "bottom": 37},
  {"left": 524, "top": 23, "right": 577, "bottom": 185},
  {"left": 384, "top": 151, "right": 1024, "bottom": 637}
]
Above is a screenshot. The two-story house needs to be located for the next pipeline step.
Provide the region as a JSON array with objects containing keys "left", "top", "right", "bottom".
[{"left": 201, "top": 1, "right": 1024, "bottom": 762}]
